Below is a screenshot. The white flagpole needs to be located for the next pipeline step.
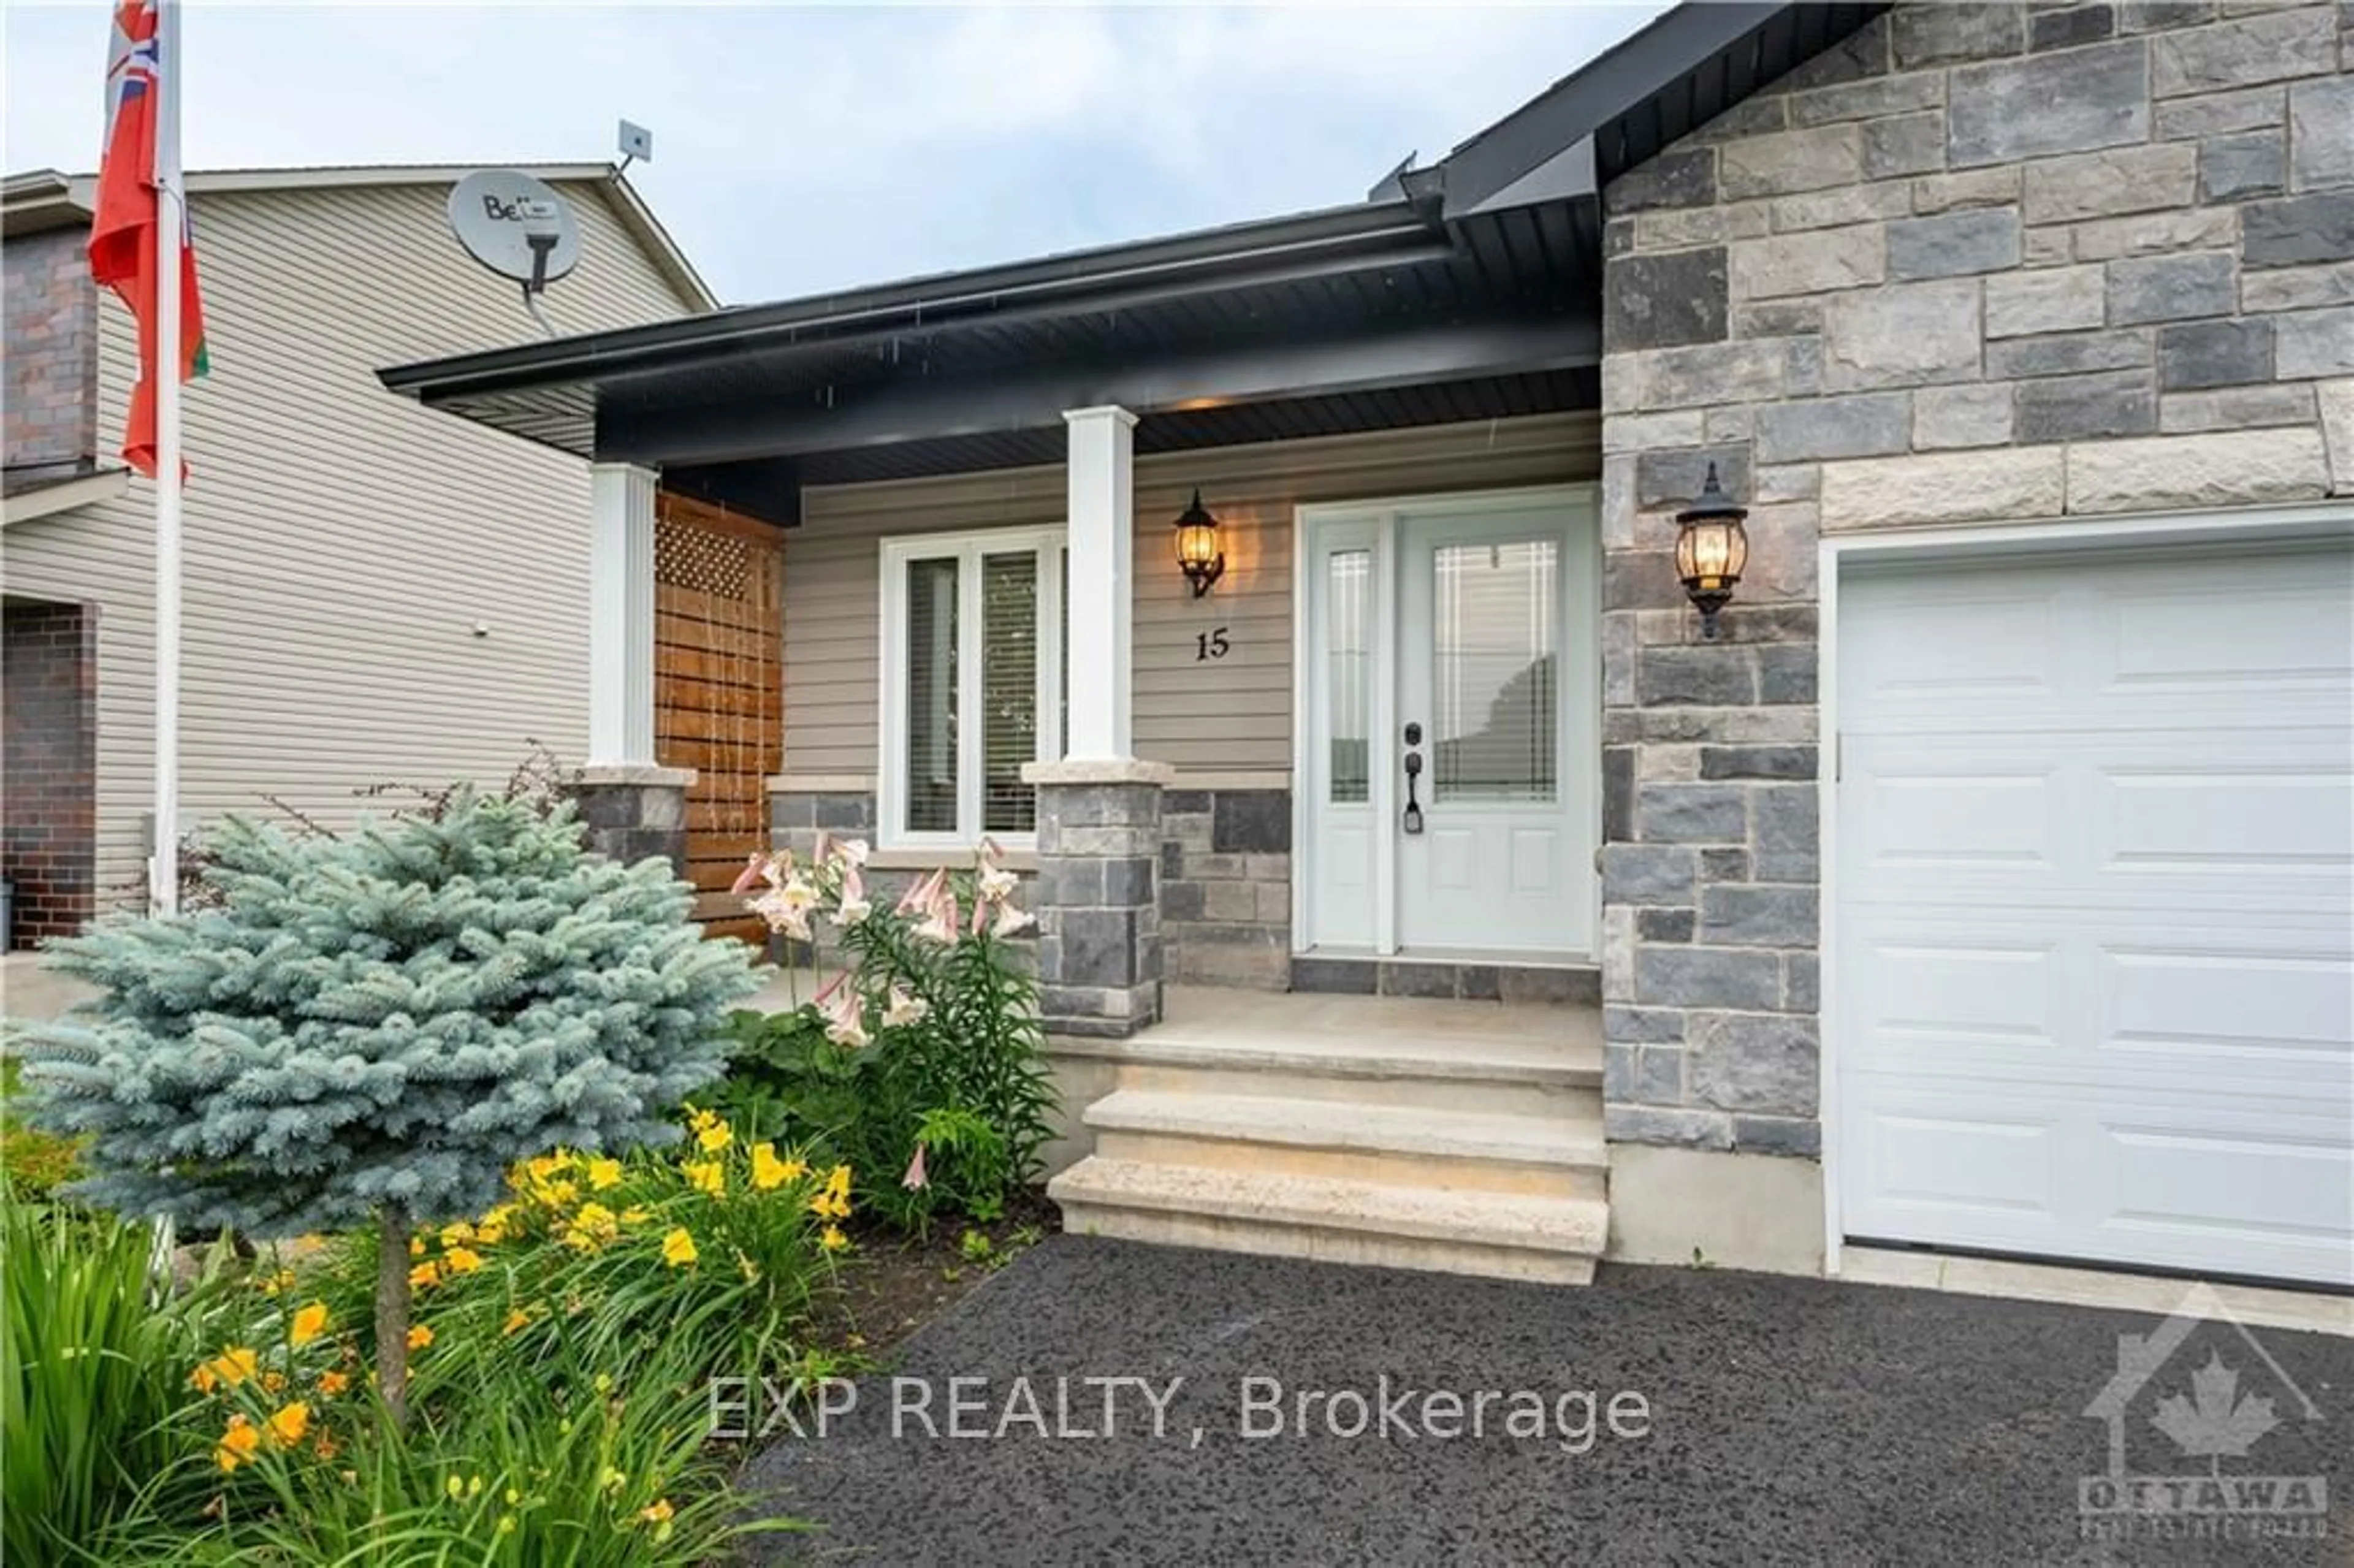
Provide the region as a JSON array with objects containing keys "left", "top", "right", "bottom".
[
  {"left": 144, "top": 0, "right": 188, "bottom": 1288},
  {"left": 149, "top": 0, "right": 183, "bottom": 919}
]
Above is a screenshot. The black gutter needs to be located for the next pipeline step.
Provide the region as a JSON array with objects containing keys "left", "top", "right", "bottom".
[{"left": 381, "top": 197, "right": 1443, "bottom": 403}]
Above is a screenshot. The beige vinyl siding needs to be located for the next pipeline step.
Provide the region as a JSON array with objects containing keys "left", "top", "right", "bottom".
[
  {"left": 788, "top": 411, "right": 1601, "bottom": 777},
  {"left": 0, "top": 178, "right": 698, "bottom": 905}
]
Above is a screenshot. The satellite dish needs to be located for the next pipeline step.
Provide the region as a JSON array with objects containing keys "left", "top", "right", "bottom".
[
  {"left": 448, "top": 170, "right": 581, "bottom": 295},
  {"left": 617, "top": 120, "right": 653, "bottom": 170}
]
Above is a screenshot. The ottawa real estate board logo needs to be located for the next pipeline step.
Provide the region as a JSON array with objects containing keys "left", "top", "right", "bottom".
[{"left": 2078, "top": 1284, "right": 2329, "bottom": 1543}]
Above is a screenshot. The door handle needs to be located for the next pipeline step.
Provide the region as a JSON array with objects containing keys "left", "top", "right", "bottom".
[{"left": 1403, "top": 749, "right": 1425, "bottom": 835}]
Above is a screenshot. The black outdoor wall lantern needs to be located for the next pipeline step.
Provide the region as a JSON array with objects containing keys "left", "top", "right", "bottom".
[
  {"left": 1674, "top": 462, "right": 1750, "bottom": 640},
  {"left": 1173, "top": 488, "right": 1226, "bottom": 598}
]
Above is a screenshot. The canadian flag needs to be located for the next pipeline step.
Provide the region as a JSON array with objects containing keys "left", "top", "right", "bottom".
[{"left": 90, "top": 0, "right": 208, "bottom": 478}]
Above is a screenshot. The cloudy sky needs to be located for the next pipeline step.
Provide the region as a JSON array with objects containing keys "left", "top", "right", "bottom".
[{"left": 4, "top": 2, "right": 1666, "bottom": 304}]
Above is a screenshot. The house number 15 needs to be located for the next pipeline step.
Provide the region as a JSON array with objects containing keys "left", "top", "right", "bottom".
[{"left": 1195, "top": 628, "right": 1231, "bottom": 662}]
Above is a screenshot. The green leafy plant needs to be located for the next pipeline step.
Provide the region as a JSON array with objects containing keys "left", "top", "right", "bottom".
[
  {"left": 16, "top": 790, "right": 761, "bottom": 1425},
  {"left": 712, "top": 837, "right": 1056, "bottom": 1232},
  {"left": 116, "top": 1331, "right": 798, "bottom": 1568},
  {"left": 1, "top": 1194, "right": 208, "bottom": 1564}
]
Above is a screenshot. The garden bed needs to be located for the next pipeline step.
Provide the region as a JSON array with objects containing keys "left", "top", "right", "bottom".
[{"left": 816, "top": 1190, "right": 1061, "bottom": 1363}]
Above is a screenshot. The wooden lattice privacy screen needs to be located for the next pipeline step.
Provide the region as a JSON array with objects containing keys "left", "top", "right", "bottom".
[{"left": 653, "top": 490, "right": 783, "bottom": 944}]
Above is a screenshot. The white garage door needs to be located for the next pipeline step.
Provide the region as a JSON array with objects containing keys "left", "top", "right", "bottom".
[{"left": 1836, "top": 538, "right": 2354, "bottom": 1288}]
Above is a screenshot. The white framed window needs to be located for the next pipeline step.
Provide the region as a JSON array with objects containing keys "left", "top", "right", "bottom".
[{"left": 878, "top": 526, "right": 1066, "bottom": 849}]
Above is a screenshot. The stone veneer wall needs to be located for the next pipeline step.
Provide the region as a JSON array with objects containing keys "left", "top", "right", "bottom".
[
  {"left": 765, "top": 789, "right": 1035, "bottom": 965},
  {"left": 769, "top": 783, "right": 1289, "bottom": 992},
  {"left": 1598, "top": 0, "right": 2354, "bottom": 1157},
  {"left": 569, "top": 767, "right": 693, "bottom": 881},
  {"left": 1159, "top": 787, "right": 1291, "bottom": 989}
]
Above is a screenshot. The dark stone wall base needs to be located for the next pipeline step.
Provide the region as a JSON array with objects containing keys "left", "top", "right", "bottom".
[
  {"left": 569, "top": 765, "right": 694, "bottom": 881},
  {"left": 1291, "top": 954, "right": 1601, "bottom": 1005}
]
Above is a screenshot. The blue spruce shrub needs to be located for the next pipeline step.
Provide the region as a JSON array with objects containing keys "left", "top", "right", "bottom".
[{"left": 19, "top": 788, "right": 760, "bottom": 1420}]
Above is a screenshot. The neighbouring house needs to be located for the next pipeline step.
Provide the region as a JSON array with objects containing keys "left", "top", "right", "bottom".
[
  {"left": 0, "top": 162, "right": 736, "bottom": 956},
  {"left": 382, "top": 2, "right": 2354, "bottom": 1292}
]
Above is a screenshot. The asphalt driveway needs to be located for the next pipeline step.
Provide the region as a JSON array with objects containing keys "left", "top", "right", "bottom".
[{"left": 743, "top": 1237, "right": 2353, "bottom": 1566}]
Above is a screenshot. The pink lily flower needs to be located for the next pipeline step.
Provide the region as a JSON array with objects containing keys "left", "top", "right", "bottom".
[
  {"left": 817, "top": 973, "right": 869, "bottom": 1048},
  {"left": 896, "top": 866, "right": 947, "bottom": 916},
  {"left": 902, "top": 1143, "right": 928, "bottom": 1191},
  {"left": 836, "top": 862, "right": 872, "bottom": 924},
  {"left": 913, "top": 888, "right": 962, "bottom": 945}
]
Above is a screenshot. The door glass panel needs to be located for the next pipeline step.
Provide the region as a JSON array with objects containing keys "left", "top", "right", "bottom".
[
  {"left": 980, "top": 552, "right": 1038, "bottom": 834},
  {"left": 904, "top": 555, "right": 960, "bottom": 832},
  {"left": 1430, "top": 539, "right": 1557, "bottom": 802},
  {"left": 1327, "top": 549, "right": 1371, "bottom": 804}
]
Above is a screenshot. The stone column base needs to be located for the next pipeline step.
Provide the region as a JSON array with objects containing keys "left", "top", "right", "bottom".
[
  {"left": 1025, "top": 758, "right": 1173, "bottom": 1039},
  {"left": 569, "top": 764, "right": 696, "bottom": 880}
]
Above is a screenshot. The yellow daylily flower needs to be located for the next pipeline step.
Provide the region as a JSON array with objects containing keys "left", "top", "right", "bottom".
[
  {"left": 317, "top": 1369, "right": 351, "bottom": 1397},
  {"left": 587, "top": 1157, "right": 623, "bottom": 1191},
  {"left": 408, "top": 1323, "right": 434, "bottom": 1351},
  {"left": 265, "top": 1401, "right": 311, "bottom": 1447},
  {"left": 441, "top": 1220, "right": 476, "bottom": 1248},
  {"left": 697, "top": 1121, "right": 733, "bottom": 1154},
  {"left": 216, "top": 1414, "right": 260, "bottom": 1472},
  {"left": 289, "top": 1301, "right": 330, "bottom": 1349},
  {"left": 820, "top": 1224, "right": 850, "bottom": 1253},
  {"left": 443, "top": 1246, "right": 485, "bottom": 1275},
  {"left": 661, "top": 1228, "right": 699, "bottom": 1268},
  {"left": 684, "top": 1160, "right": 725, "bottom": 1197},
  {"left": 409, "top": 1260, "right": 441, "bottom": 1290},
  {"left": 750, "top": 1142, "right": 791, "bottom": 1190},
  {"left": 192, "top": 1346, "right": 259, "bottom": 1393}
]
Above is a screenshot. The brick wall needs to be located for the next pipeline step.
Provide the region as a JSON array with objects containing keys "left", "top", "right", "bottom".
[
  {"left": 3, "top": 599, "right": 99, "bottom": 947},
  {"left": 1597, "top": 0, "right": 2354, "bottom": 1156},
  {"left": 3, "top": 229, "right": 99, "bottom": 474}
]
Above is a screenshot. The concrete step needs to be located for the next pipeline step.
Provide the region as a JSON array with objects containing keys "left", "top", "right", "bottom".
[
  {"left": 1084, "top": 1089, "right": 1607, "bottom": 1201},
  {"left": 1049, "top": 1157, "right": 1605, "bottom": 1285},
  {"left": 1053, "top": 1004, "right": 1602, "bottom": 1116}
]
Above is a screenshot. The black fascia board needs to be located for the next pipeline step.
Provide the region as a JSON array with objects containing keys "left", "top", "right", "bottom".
[
  {"left": 593, "top": 305, "right": 1602, "bottom": 468},
  {"left": 379, "top": 199, "right": 1439, "bottom": 405}
]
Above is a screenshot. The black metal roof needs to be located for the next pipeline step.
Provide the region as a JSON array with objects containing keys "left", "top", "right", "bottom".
[{"left": 380, "top": 2, "right": 1880, "bottom": 517}]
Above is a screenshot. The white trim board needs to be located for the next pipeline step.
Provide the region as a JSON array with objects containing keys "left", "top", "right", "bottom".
[{"left": 1815, "top": 501, "right": 2354, "bottom": 1281}]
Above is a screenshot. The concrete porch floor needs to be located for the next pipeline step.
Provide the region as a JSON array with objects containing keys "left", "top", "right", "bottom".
[{"left": 1135, "top": 983, "right": 1601, "bottom": 1070}]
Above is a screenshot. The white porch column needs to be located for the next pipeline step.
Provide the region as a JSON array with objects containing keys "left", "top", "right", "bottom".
[
  {"left": 587, "top": 462, "right": 658, "bottom": 766},
  {"left": 1061, "top": 405, "right": 1137, "bottom": 759}
]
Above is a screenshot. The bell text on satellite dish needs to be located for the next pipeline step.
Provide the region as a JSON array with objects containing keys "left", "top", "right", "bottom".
[{"left": 448, "top": 169, "right": 581, "bottom": 293}]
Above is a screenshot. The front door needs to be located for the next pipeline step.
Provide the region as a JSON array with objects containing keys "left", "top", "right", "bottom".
[{"left": 1299, "top": 489, "right": 1596, "bottom": 959}]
